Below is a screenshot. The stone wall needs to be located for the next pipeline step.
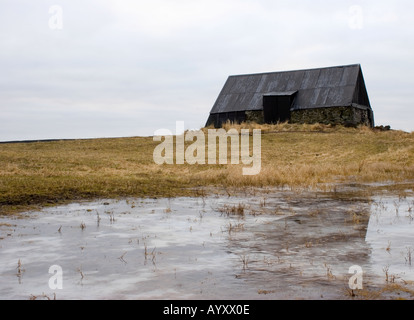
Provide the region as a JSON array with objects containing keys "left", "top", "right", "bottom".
[
  {"left": 208, "top": 106, "right": 373, "bottom": 128},
  {"left": 353, "top": 108, "right": 373, "bottom": 127},
  {"left": 245, "top": 111, "right": 264, "bottom": 124},
  {"left": 291, "top": 106, "right": 372, "bottom": 127}
]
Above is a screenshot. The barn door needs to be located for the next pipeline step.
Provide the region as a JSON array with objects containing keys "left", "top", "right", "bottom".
[{"left": 263, "top": 94, "right": 294, "bottom": 124}]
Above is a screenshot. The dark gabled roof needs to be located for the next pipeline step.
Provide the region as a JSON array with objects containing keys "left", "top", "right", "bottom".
[{"left": 209, "top": 64, "right": 371, "bottom": 114}]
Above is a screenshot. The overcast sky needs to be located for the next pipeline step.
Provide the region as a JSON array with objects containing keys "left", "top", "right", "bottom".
[{"left": 1, "top": 0, "right": 413, "bottom": 141}]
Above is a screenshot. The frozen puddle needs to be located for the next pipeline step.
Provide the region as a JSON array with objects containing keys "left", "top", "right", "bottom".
[{"left": 0, "top": 189, "right": 413, "bottom": 300}]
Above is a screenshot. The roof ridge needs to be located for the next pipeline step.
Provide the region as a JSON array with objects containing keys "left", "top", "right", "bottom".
[{"left": 229, "top": 64, "right": 361, "bottom": 78}]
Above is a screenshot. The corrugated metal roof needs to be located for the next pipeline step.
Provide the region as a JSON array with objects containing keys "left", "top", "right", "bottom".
[{"left": 210, "top": 64, "right": 367, "bottom": 114}]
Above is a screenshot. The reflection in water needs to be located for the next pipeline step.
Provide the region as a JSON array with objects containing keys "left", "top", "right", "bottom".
[
  {"left": 366, "top": 195, "right": 414, "bottom": 282},
  {"left": 0, "top": 187, "right": 413, "bottom": 300}
]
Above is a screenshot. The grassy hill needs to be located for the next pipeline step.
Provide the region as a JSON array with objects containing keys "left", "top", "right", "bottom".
[{"left": 1, "top": 123, "right": 413, "bottom": 214}]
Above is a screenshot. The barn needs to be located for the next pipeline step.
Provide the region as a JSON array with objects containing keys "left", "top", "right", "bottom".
[{"left": 205, "top": 64, "right": 374, "bottom": 128}]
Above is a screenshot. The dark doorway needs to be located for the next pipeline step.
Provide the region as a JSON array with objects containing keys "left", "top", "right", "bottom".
[{"left": 263, "top": 92, "right": 296, "bottom": 124}]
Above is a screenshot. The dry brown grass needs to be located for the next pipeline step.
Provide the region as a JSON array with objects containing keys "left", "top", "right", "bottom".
[
  {"left": 1, "top": 124, "right": 413, "bottom": 214},
  {"left": 348, "top": 282, "right": 414, "bottom": 300}
]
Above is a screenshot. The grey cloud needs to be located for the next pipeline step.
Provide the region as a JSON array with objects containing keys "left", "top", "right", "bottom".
[{"left": 1, "top": 0, "right": 413, "bottom": 141}]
